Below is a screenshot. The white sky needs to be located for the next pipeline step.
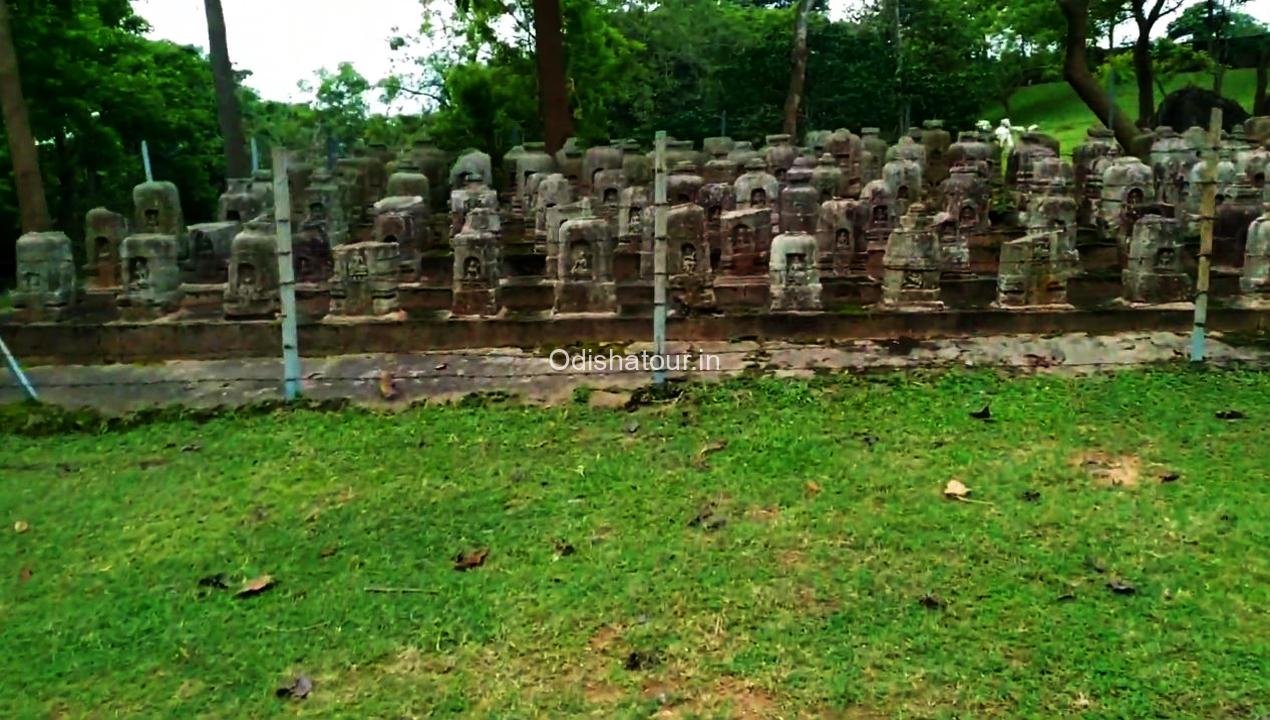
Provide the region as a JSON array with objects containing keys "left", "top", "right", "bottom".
[{"left": 139, "top": 0, "right": 1270, "bottom": 113}]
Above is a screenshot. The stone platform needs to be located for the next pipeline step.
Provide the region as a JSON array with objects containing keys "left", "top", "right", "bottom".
[
  {"left": 2, "top": 331, "right": 1266, "bottom": 414},
  {"left": 2, "top": 305, "right": 1269, "bottom": 366}
]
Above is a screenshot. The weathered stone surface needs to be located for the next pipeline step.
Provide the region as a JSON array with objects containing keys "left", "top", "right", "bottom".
[
  {"left": 331, "top": 241, "right": 400, "bottom": 316},
  {"left": 556, "top": 212, "right": 617, "bottom": 314},
  {"left": 119, "top": 233, "right": 183, "bottom": 310},
  {"left": 779, "top": 165, "right": 820, "bottom": 234},
  {"left": 998, "top": 231, "right": 1075, "bottom": 307},
  {"left": 719, "top": 207, "right": 772, "bottom": 277},
  {"left": 815, "top": 199, "right": 861, "bottom": 275},
  {"left": 13, "top": 232, "right": 77, "bottom": 313},
  {"left": 921, "top": 119, "right": 952, "bottom": 189},
  {"left": 452, "top": 208, "right": 502, "bottom": 316},
  {"left": 224, "top": 222, "right": 279, "bottom": 318},
  {"left": 769, "top": 231, "right": 821, "bottom": 311},
  {"left": 133, "top": 181, "right": 186, "bottom": 259},
  {"left": 186, "top": 221, "right": 240, "bottom": 283},
  {"left": 448, "top": 148, "right": 493, "bottom": 189},
  {"left": 218, "top": 177, "right": 271, "bottom": 223},
  {"left": 1123, "top": 215, "right": 1191, "bottom": 304},
  {"left": 1100, "top": 157, "right": 1155, "bottom": 243},
  {"left": 1243, "top": 204, "right": 1270, "bottom": 297},
  {"left": 764, "top": 134, "right": 798, "bottom": 180},
  {"left": 810, "top": 153, "right": 843, "bottom": 202},
  {"left": 84, "top": 208, "right": 127, "bottom": 289},
  {"left": 735, "top": 160, "right": 781, "bottom": 210},
  {"left": 375, "top": 195, "right": 431, "bottom": 278},
  {"left": 882, "top": 204, "right": 942, "bottom": 307}
]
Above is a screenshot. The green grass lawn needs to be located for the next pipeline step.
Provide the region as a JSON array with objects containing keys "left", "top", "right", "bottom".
[
  {"left": 2, "top": 368, "right": 1268, "bottom": 718},
  {"left": 985, "top": 68, "right": 1259, "bottom": 157}
]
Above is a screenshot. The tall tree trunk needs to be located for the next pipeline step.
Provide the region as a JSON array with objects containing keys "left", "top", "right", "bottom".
[
  {"left": 0, "top": 0, "right": 49, "bottom": 233},
  {"left": 782, "top": 0, "right": 815, "bottom": 137},
  {"left": 1206, "top": 0, "right": 1224, "bottom": 94},
  {"left": 532, "top": 0, "right": 572, "bottom": 155},
  {"left": 1133, "top": 34, "right": 1155, "bottom": 127},
  {"left": 1057, "top": 0, "right": 1143, "bottom": 153},
  {"left": 1131, "top": 0, "right": 1168, "bottom": 128},
  {"left": 204, "top": 0, "right": 251, "bottom": 178}
]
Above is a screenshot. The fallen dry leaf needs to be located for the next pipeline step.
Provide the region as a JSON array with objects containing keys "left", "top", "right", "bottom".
[
  {"left": 378, "top": 370, "right": 399, "bottom": 400},
  {"left": 804, "top": 481, "right": 822, "bottom": 496},
  {"left": 943, "top": 479, "right": 971, "bottom": 500},
  {"left": 13, "top": 520, "right": 29, "bottom": 534},
  {"left": 275, "top": 674, "right": 313, "bottom": 700},
  {"left": 19, "top": 566, "right": 32, "bottom": 582},
  {"left": 235, "top": 574, "right": 275, "bottom": 598},
  {"left": 454, "top": 547, "right": 490, "bottom": 571},
  {"left": 692, "top": 439, "right": 729, "bottom": 469},
  {"left": 1107, "top": 578, "right": 1136, "bottom": 595}
]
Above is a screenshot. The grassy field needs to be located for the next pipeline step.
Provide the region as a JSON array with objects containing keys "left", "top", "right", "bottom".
[
  {"left": 2, "top": 368, "right": 1268, "bottom": 718},
  {"left": 984, "top": 68, "right": 1259, "bottom": 157}
]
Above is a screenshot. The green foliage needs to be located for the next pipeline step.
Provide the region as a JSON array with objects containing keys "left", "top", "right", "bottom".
[
  {"left": 1168, "top": 1, "right": 1267, "bottom": 42},
  {"left": 419, "top": 0, "right": 997, "bottom": 151},
  {"left": 1, "top": 368, "right": 1268, "bottom": 715},
  {"left": 0, "top": 0, "right": 226, "bottom": 279}
]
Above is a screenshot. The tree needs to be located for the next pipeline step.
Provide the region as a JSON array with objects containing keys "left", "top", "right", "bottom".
[
  {"left": 1130, "top": 0, "right": 1185, "bottom": 127},
  {"left": 783, "top": 0, "right": 815, "bottom": 136},
  {"left": 1164, "top": 0, "right": 1260, "bottom": 94},
  {"left": 307, "top": 63, "right": 372, "bottom": 150},
  {"left": 533, "top": 0, "right": 572, "bottom": 153},
  {"left": 1057, "top": 0, "right": 1142, "bottom": 152},
  {"left": 204, "top": 0, "right": 250, "bottom": 178},
  {"left": 0, "top": 0, "right": 49, "bottom": 234}
]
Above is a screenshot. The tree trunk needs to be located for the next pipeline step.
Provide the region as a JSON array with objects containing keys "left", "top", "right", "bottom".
[
  {"left": 1057, "top": 0, "right": 1142, "bottom": 153},
  {"left": 1133, "top": 34, "right": 1155, "bottom": 127},
  {"left": 204, "top": 0, "right": 251, "bottom": 178},
  {"left": 532, "top": 0, "right": 572, "bottom": 155},
  {"left": 0, "top": 0, "right": 49, "bottom": 233},
  {"left": 782, "top": 0, "right": 815, "bottom": 137},
  {"left": 1206, "top": 0, "right": 1224, "bottom": 95}
]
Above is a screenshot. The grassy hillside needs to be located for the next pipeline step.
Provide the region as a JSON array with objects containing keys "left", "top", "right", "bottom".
[{"left": 984, "top": 68, "right": 1259, "bottom": 156}]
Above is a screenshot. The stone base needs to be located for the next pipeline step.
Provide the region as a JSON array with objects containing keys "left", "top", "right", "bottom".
[
  {"left": 452, "top": 288, "right": 500, "bottom": 317},
  {"left": 880, "top": 299, "right": 945, "bottom": 311},
  {"left": 8, "top": 305, "right": 75, "bottom": 323},
  {"left": 499, "top": 279, "right": 555, "bottom": 316},
  {"left": 179, "top": 283, "right": 227, "bottom": 319},
  {"left": 616, "top": 282, "right": 653, "bottom": 315},
  {"left": 1122, "top": 271, "right": 1192, "bottom": 305},
  {"left": 714, "top": 277, "right": 770, "bottom": 310},
  {"left": 79, "top": 288, "right": 121, "bottom": 321},
  {"left": 116, "top": 303, "right": 181, "bottom": 322},
  {"left": 770, "top": 284, "right": 823, "bottom": 312},
  {"left": 330, "top": 295, "right": 400, "bottom": 317},
  {"left": 821, "top": 276, "right": 881, "bottom": 307},
  {"left": 1228, "top": 293, "right": 1270, "bottom": 309},
  {"left": 994, "top": 300, "right": 1075, "bottom": 311},
  {"left": 399, "top": 284, "right": 452, "bottom": 317},
  {"left": 555, "top": 281, "right": 618, "bottom": 314}
]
